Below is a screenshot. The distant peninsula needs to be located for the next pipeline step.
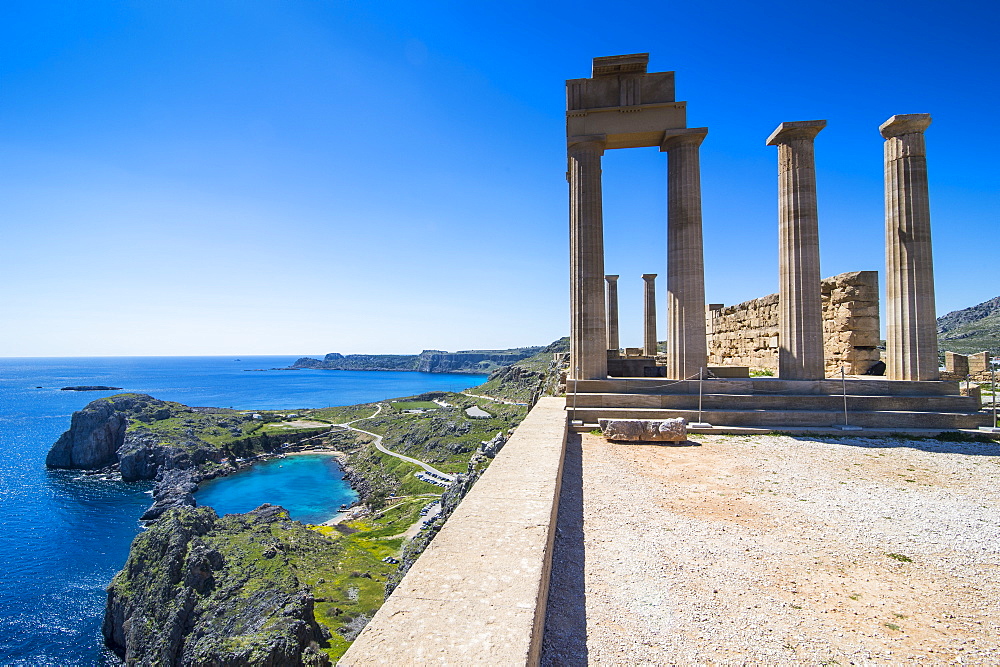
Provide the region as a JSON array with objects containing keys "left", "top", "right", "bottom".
[{"left": 289, "top": 345, "right": 544, "bottom": 374}]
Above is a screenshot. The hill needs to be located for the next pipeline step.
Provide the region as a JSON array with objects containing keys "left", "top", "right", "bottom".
[
  {"left": 937, "top": 296, "right": 1000, "bottom": 355},
  {"left": 290, "top": 345, "right": 544, "bottom": 374}
]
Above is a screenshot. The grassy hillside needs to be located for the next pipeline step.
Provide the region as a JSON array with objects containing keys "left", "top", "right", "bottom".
[{"left": 938, "top": 296, "right": 1000, "bottom": 356}]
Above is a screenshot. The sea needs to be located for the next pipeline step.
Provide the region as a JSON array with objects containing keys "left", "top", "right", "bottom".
[{"left": 0, "top": 356, "right": 486, "bottom": 664}]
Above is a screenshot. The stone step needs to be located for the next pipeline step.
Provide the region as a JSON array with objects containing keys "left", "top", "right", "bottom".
[
  {"left": 564, "top": 406, "right": 989, "bottom": 429},
  {"left": 567, "top": 392, "right": 980, "bottom": 413},
  {"left": 568, "top": 377, "right": 964, "bottom": 397}
]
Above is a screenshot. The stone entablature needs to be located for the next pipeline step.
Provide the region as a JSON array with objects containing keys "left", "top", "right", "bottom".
[{"left": 707, "top": 271, "right": 880, "bottom": 377}]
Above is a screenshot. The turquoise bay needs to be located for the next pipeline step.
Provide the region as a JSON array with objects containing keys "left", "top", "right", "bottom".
[
  {"left": 195, "top": 453, "right": 358, "bottom": 525},
  {"left": 0, "top": 356, "right": 486, "bottom": 665}
]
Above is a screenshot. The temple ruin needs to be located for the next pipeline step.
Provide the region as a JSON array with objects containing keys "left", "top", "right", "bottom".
[{"left": 565, "top": 54, "right": 987, "bottom": 431}]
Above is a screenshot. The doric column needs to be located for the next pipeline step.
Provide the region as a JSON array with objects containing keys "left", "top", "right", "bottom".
[
  {"left": 642, "top": 274, "right": 657, "bottom": 356},
  {"left": 568, "top": 136, "right": 608, "bottom": 380},
  {"left": 881, "top": 114, "right": 938, "bottom": 381},
  {"left": 766, "top": 120, "right": 826, "bottom": 380},
  {"left": 661, "top": 128, "right": 709, "bottom": 380},
  {"left": 605, "top": 275, "right": 620, "bottom": 352}
]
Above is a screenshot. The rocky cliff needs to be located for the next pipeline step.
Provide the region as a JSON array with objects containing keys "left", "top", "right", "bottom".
[
  {"left": 46, "top": 394, "right": 327, "bottom": 521},
  {"left": 103, "top": 504, "right": 334, "bottom": 666}
]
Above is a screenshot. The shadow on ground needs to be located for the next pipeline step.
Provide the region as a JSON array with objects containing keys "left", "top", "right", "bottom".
[{"left": 540, "top": 433, "right": 587, "bottom": 665}]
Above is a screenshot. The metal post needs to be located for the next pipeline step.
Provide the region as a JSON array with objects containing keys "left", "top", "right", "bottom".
[
  {"left": 837, "top": 366, "right": 862, "bottom": 430},
  {"left": 984, "top": 363, "right": 1000, "bottom": 433},
  {"left": 690, "top": 366, "right": 712, "bottom": 429}
]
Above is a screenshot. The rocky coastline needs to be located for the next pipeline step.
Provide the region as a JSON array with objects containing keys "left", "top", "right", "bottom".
[{"left": 46, "top": 393, "right": 335, "bottom": 522}]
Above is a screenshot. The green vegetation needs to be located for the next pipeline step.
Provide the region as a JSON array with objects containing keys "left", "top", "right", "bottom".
[
  {"left": 937, "top": 295, "right": 1000, "bottom": 356},
  {"left": 390, "top": 401, "right": 439, "bottom": 411},
  {"left": 469, "top": 337, "right": 568, "bottom": 402},
  {"left": 105, "top": 340, "right": 570, "bottom": 662},
  {"left": 887, "top": 552, "right": 913, "bottom": 563}
]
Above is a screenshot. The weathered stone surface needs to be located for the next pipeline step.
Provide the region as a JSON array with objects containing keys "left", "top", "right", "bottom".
[
  {"left": 45, "top": 394, "right": 150, "bottom": 469},
  {"left": 707, "top": 271, "right": 881, "bottom": 376},
  {"left": 599, "top": 417, "right": 687, "bottom": 442}
]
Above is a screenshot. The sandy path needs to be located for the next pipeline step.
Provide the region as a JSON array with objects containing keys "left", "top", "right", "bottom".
[{"left": 543, "top": 432, "right": 1000, "bottom": 665}]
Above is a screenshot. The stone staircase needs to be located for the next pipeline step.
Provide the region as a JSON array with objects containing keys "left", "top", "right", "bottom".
[{"left": 565, "top": 377, "right": 989, "bottom": 430}]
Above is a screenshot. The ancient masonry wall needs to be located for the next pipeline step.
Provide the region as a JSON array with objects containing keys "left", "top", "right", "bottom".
[
  {"left": 942, "top": 351, "right": 994, "bottom": 383},
  {"left": 707, "top": 271, "right": 880, "bottom": 377}
]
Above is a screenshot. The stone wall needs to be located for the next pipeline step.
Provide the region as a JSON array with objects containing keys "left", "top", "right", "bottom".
[
  {"left": 942, "top": 351, "right": 995, "bottom": 383},
  {"left": 707, "top": 271, "right": 881, "bottom": 377}
]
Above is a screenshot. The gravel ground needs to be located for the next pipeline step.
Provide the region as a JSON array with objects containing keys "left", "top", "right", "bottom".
[{"left": 542, "top": 432, "right": 1000, "bottom": 665}]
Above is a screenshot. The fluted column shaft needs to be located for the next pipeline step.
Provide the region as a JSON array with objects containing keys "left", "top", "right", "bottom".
[
  {"left": 642, "top": 274, "right": 657, "bottom": 356},
  {"left": 881, "top": 114, "right": 938, "bottom": 381},
  {"left": 568, "top": 138, "right": 608, "bottom": 380},
  {"left": 767, "top": 120, "right": 826, "bottom": 380},
  {"left": 605, "top": 275, "right": 620, "bottom": 351},
  {"left": 661, "top": 129, "right": 709, "bottom": 380}
]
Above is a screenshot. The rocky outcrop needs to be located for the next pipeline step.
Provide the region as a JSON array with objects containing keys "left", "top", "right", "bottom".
[
  {"left": 103, "top": 504, "right": 332, "bottom": 666},
  {"left": 45, "top": 394, "right": 156, "bottom": 469}
]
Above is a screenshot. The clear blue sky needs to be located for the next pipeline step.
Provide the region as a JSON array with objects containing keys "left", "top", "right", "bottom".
[{"left": 1, "top": 1, "right": 996, "bottom": 356}]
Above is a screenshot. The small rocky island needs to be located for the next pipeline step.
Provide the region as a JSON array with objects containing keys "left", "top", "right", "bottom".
[{"left": 60, "top": 385, "right": 123, "bottom": 391}]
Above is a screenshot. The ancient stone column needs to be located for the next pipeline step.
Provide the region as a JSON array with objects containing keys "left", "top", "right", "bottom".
[
  {"left": 661, "top": 129, "right": 709, "bottom": 380},
  {"left": 568, "top": 137, "right": 608, "bottom": 380},
  {"left": 642, "top": 274, "right": 657, "bottom": 356},
  {"left": 605, "top": 275, "right": 620, "bottom": 352},
  {"left": 881, "top": 114, "right": 938, "bottom": 381},
  {"left": 766, "top": 120, "right": 826, "bottom": 380}
]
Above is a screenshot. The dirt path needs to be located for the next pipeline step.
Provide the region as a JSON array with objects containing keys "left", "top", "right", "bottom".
[
  {"left": 333, "top": 403, "right": 456, "bottom": 482},
  {"left": 543, "top": 432, "right": 1000, "bottom": 664}
]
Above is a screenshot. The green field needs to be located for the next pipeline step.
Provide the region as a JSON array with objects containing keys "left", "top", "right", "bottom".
[{"left": 390, "top": 401, "right": 439, "bottom": 411}]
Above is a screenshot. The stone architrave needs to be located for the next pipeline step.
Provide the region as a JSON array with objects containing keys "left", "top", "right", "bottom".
[
  {"left": 642, "top": 274, "right": 658, "bottom": 356},
  {"left": 599, "top": 417, "right": 687, "bottom": 442},
  {"left": 881, "top": 114, "right": 939, "bottom": 381},
  {"left": 568, "top": 136, "right": 608, "bottom": 380},
  {"left": 766, "top": 120, "right": 827, "bottom": 380},
  {"left": 605, "top": 275, "right": 620, "bottom": 352},
  {"left": 661, "top": 129, "right": 709, "bottom": 380}
]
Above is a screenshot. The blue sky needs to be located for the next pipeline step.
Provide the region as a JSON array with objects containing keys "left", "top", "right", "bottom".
[{"left": 0, "top": 1, "right": 996, "bottom": 356}]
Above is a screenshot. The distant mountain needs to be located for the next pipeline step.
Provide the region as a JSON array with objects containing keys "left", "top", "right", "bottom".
[
  {"left": 290, "top": 345, "right": 545, "bottom": 374},
  {"left": 937, "top": 296, "right": 1000, "bottom": 355}
]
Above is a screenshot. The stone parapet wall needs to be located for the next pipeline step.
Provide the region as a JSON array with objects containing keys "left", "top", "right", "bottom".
[
  {"left": 339, "top": 398, "right": 568, "bottom": 665},
  {"left": 707, "top": 271, "right": 880, "bottom": 377}
]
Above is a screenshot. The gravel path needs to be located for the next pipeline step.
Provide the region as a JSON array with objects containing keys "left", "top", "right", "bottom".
[{"left": 542, "top": 432, "right": 1000, "bottom": 665}]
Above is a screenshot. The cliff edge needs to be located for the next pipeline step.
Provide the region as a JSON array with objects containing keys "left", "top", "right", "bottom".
[{"left": 103, "top": 504, "right": 333, "bottom": 665}]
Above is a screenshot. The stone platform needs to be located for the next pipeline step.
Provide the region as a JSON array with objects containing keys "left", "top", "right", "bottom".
[{"left": 566, "top": 377, "right": 988, "bottom": 430}]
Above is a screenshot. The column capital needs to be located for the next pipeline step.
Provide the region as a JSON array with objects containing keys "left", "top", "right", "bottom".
[
  {"left": 605, "top": 274, "right": 619, "bottom": 282},
  {"left": 880, "top": 114, "right": 931, "bottom": 139},
  {"left": 659, "top": 127, "right": 708, "bottom": 152},
  {"left": 641, "top": 273, "right": 657, "bottom": 281},
  {"left": 766, "top": 120, "right": 826, "bottom": 146},
  {"left": 568, "top": 135, "right": 606, "bottom": 154}
]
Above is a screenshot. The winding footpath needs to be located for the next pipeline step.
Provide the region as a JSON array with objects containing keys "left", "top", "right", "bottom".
[
  {"left": 332, "top": 403, "right": 457, "bottom": 482},
  {"left": 461, "top": 391, "right": 527, "bottom": 406}
]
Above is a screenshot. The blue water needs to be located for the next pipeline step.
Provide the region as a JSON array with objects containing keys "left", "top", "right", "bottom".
[
  {"left": 196, "top": 454, "right": 358, "bottom": 525},
  {"left": 0, "top": 356, "right": 486, "bottom": 664}
]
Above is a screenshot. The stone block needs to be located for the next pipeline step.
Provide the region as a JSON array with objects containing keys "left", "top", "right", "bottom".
[
  {"left": 598, "top": 417, "right": 687, "bottom": 442},
  {"left": 945, "top": 351, "right": 970, "bottom": 375},
  {"left": 969, "top": 351, "right": 990, "bottom": 373}
]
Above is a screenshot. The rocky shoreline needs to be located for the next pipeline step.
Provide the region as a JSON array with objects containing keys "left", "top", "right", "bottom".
[{"left": 46, "top": 393, "right": 349, "bottom": 523}]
